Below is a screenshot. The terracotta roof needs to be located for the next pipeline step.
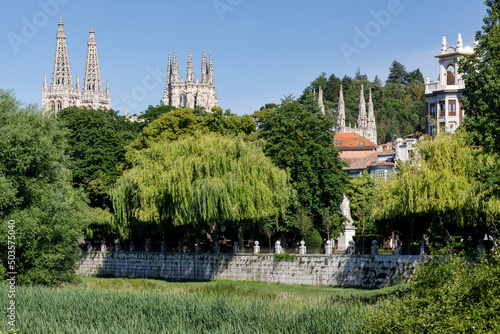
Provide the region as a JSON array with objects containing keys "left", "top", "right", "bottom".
[
  {"left": 342, "top": 152, "right": 380, "bottom": 171},
  {"left": 334, "top": 132, "right": 377, "bottom": 151}
]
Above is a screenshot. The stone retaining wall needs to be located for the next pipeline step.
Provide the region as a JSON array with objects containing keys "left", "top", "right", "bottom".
[{"left": 76, "top": 252, "right": 423, "bottom": 288}]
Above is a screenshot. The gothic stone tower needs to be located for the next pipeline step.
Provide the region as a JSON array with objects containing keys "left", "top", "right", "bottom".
[
  {"left": 42, "top": 19, "right": 110, "bottom": 114},
  {"left": 163, "top": 49, "right": 218, "bottom": 111},
  {"left": 424, "top": 33, "right": 474, "bottom": 135},
  {"left": 42, "top": 18, "right": 81, "bottom": 115},
  {"left": 81, "top": 26, "right": 111, "bottom": 109}
]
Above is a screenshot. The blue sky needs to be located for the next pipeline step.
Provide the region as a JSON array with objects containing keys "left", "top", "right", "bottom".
[{"left": 0, "top": 0, "right": 488, "bottom": 116}]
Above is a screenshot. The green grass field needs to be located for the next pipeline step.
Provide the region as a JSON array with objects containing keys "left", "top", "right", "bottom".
[{"left": 0, "top": 277, "right": 405, "bottom": 334}]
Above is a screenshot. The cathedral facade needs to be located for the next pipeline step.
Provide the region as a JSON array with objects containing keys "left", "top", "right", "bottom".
[
  {"left": 42, "top": 18, "right": 110, "bottom": 115},
  {"left": 163, "top": 49, "right": 218, "bottom": 111}
]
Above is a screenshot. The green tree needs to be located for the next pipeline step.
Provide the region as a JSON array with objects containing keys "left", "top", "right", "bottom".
[
  {"left": 113, "top": 132, "right": 293, "bottom": 245},
  {"left": 459, "top": 0, "right": 500, "bottom": 156},
  {"left": 373, "top": 130, "right": 500, "bottom": 245},
  {"left": 138, "top": 103, "right": 176, "bottom": 123},
  {"left": 261, "top": 101, "right": 348, "bottom": 231},
  {"left": 347, "top": 171, "right": 376, "bottom": 234},
  {"left": 386, "top": 60, "right": 408, "bottom": 86},
  {"left": 0, "top": 89, "right": 90, "bottom": 284}
]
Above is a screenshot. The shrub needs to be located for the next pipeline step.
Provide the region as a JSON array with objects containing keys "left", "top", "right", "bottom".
[
  {"left": 304, "top": 228, "right": 322, "bottom": 249},
  {"left": 360, "top": 248, "right": 500, "bottom": 332}
]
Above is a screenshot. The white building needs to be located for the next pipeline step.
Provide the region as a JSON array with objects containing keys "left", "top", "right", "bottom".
[{"left": 424, "top": 33, "right": 476, "bottom": 135}]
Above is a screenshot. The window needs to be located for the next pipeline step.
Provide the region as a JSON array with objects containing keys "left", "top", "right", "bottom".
[
  {"left": 439, "top": 101, "right": 445, "bottom": 117},
  {"left": 448, "top": 100, "right": 456, "bottom": 116},
  {"left": 336, "top": 140, "right": 342, "bottom": 145},
  {"left": 359, "top": 141, "right": 365, "bottom": 146},
  {"left": 430, "top": 103, "right": 436, "bottom": 117}
]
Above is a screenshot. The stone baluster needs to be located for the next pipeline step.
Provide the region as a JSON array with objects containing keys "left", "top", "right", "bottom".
[
  {"left": 253, "top": 241, "right": 260, "bottom": 254},
  {"left": 371, "top": 240, "right": 379, "bottom": 256},
  {"left": 233, "top": 241, "right": 239, "bottom": 253},
  {"left": 420, "top": 239, "right": 426, "bottom": 256},
  {"left": 299, "top": 240, "right": 306, "bottom": 255},
  {"left": 324, "top": 240, "right": 332, "bottom": 255},
  {"left": 275, "top": 240, "right": 283, "bottom": 254}
]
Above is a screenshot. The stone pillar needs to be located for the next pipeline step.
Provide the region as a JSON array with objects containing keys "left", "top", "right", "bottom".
[
  {"left": 325, "top": 240, "right": 332, "bottom": 255},
  {"left": 114, "top": 240, "right": 120, "bottom": 252},
  {"left": 347, "top": 240, "right": 355, "bottom": 254},
  {"left": 477, "top": 239, "right": 485, "bottom": 254},
  {"left": 299, "top": 240, "right": 306, "bottom": 255},
  {"left": 100, "top": 240, "right": 106, "bottom": 252},
  {"left": 161, "top": 241, "right": 167, "bottom": 253},
  {"left": 145, "top": 240, "right": 151, "bottom": 253},
  {"left": 233, "top": 241, "right": 239, "bottom": 253},
  {"left": 195, "top": 243, "right": 201, "bottom": 254},
  {"left": 371, "top": 240, "right": 379, "bottom": 256},
  {"left": 253, "top": 241, "right": 260, "bottom": 254},
  {"left": 275, "top": 240, "right": 283, "bottom": 254},
  {"left": 394, "top": 235, "right": 400, "bottom": 255},
  {"left": 178, "top": 240, "right": 183, "bottom": 253},
  {"left": 129, "top": 241, "right": 135, "bottom": 252}
]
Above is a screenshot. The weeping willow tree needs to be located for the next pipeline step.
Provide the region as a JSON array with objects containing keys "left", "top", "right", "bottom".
[
  {"left": 373, "top": 130, "right": 500, "bottom": 245},
  {"left": 113, "top": 132, "right": 294, "bottom": 245}
]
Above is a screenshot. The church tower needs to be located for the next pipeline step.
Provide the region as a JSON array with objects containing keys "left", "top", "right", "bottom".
[
  {"left": 318, "top": 85, "right": 325, "bottom": 115},
  {"left": 81, "top": 26, "right": 110, "bottom": 109},
  {"left": 43, "top": 19, "right": 111, "bottom": 114},
  {"left": 163, "top": 49, "right": 218, "bottom": 112},
  {"left": 42, "top": 17, "right": 81, "bottom": 115}
]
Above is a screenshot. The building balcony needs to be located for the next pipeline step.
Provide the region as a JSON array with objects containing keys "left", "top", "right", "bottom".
[{"left": 425, "top": 79, "right": 465, "bottom": 95}]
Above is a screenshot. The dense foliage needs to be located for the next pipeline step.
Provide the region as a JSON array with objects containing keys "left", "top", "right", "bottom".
[
  {"left": 260, "top": 101, "right": 348, "bottom": 236},
  {"left": 0, "top": 89, "right": 90, "bottom": 285},
  {"left": 373, "top": 130, "right": 500, "bottom": 246},
  {"left": 361, "top": 250, "right": 500, "bottom": 333},
  {"left": 113, "top": 132, "right": 293, "bottom": 245}
]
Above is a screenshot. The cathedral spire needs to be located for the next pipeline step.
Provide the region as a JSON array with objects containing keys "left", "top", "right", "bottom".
[
  {"left": 367, "top": 88, "right": 377, "bottom": 144},
  {"left": 106, "top": 78, "right": 110, "bottom": 99},
  {"left": 357, "top": 85, "right": 367, "bottom": 137},
  {"left": 82, "top": 25, "right": 110, "bottom": 109},
  {"left": 76, "top": 73, "right": 80, "bottom": 91},
  {"left": 186, "top": 48, "right": 194, "bottom": 82},
  {"left": 318, "top": 85, "right": 325, "bottom": 115},
  {"left": 43, "top": 73, "right": 48, "bottom": 92},
  {"left": 166, "top": 51, "right": 172, "bottom": 85},
  {"left": 51, "top": 17, "right": 73, "bottom": 88},
  {"left": 337, "top": 85, "right": 345, "bottom": 133},
  {"left": 201, "top": 49, "right": 207, "bottom": 83},
  {"left": 172, "top": 49, "right": 180, "bottom": 82},
  {"left": 124, "top": 101, "right": 129, "bottom": 117},
  {"left": 208, "top": 50, "right": 214, "bottom": 84}
]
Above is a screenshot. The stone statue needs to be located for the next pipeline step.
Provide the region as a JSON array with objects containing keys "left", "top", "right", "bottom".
[
  {"left": 86, "top": 241, "right": 93, "bottom": 252},
  {"left": 233, "top": 241, "right": 240, "bottom": 253},
  {"left": 161, "top": 241, "right": 167, "bottom": 253},
  {"left": 340, "top": 194, "right": 354, "bottom": 226},
  {"left": 114, "top": 239, "right": 120, "bottom": 252},
  {"left": 145, "top": 240, "right": 151, "bottom": 253},
  {"left": 129, "top": 241, "right": 135, "bottom": 252}
]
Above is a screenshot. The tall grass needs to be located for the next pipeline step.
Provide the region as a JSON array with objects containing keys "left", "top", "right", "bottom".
[{"left": 0, "top": 282, "right": 370, "bottom": 333}]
